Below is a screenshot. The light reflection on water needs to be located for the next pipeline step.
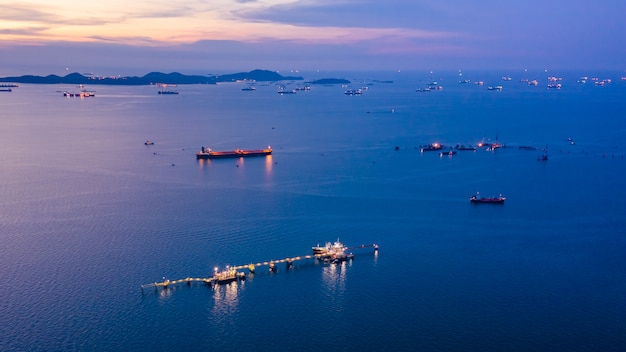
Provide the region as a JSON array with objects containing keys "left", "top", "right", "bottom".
[
  {"left": 195, "top": 155, "right": 274, "bottom": 188},
  {"left": 265, "top": 154, "right": 273, "bottom": 176},
  {"left": 158, "top": 287, "right": 173, "bottom": 300},
  {"left": 212, "top": 281, "right": 242, "bottom": 316},
  {"left": 321, "top": 260, "right": 350, "bottom": 294}
]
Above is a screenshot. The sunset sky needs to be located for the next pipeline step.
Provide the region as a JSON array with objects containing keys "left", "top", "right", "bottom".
[{"left": 1, "top": 1, "right": 624, "bottom": 75}]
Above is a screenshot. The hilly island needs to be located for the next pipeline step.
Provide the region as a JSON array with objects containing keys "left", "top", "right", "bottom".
[{"left": 0, "top": 69, "right": 307, "bottom": 85}]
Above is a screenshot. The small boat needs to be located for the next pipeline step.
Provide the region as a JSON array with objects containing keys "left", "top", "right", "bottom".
[
  {"left": 344, "top": 89, "right": 363, "bottom": 95},
  {"left": 158, "top": 90, "right": 179, "bottom": 95},
  {"left": 440, "top": 150, "right": 457, "bottom": 156},
  {"left": 277, "top": 85, "right": 296, "bottom": 94},
  {"left": 241, "top": 86, "right": 256, "bottom": 91},
  {"left": 0, "top": 88, "right": 12, "bottom": 92},
  {"left": 144, "top": 140, "right": 154, "bottom": 146},
  {"left": 519, "top": 145, "right": 537, "bottom": 150},
  {"left": 488, "top": 85, "right": 503, "bottom": 91},
  {"left": 196, "top": 146, "right": 272, "bottom": 159},
  {"left": 470, "top": 193, "right": 505, "bottom": 204}
]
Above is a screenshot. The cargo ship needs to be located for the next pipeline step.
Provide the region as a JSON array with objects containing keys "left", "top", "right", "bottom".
[
  {"left": 62, "top": 90, "right": 95, "bottom": 97},
  {"left": 420, "top": 143, "right": 444, "bottom": 152},
  {"left": 196, "top": 146, "right": 272, "bottom": 159},
  {"left": 470, "top": 193, "right": 505, "bottom": 204}
]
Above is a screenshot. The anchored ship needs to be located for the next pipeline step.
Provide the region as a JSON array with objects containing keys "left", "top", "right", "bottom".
[
  {"left": 421, "top": 143, "right": 444, "bottom": 152},
  {"left": 196, "top": 146, "right": 272, "bottom": 159},
  {"left": 470, "top": 192, "right": 506, "bottom": 204}
]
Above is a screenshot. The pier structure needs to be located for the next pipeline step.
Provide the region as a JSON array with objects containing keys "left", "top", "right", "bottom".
[{"left": 141, "top": 243, "right": 378, "bottom": 291}]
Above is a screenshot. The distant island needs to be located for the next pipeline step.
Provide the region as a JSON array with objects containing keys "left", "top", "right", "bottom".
[
  {"left": 0, "top": 69, "right": 304, "bottom": 85},
  {"left": 307, "top": 78, "right": 351, "bottom": 85}
]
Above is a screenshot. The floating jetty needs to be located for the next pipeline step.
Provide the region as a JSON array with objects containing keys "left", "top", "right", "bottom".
[
  {"left": 196, "top": 146, "right": 272, "bottom": 159},
  {"left": 141, "top": 242, "right": 378, "bottom": 291}
]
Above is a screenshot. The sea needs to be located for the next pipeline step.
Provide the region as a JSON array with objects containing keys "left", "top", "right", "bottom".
[{"left": 1, "top": 70, "right": 625, "bottom": 351}]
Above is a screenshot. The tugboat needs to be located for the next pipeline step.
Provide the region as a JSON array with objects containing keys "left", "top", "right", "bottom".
[{"left": 470, "top": 192, "right": 506, "bottom": 204}]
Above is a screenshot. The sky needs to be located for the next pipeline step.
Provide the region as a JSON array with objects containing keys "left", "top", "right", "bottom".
[{"left": 0, "top": 0, "right": 625, "bottom": 75}]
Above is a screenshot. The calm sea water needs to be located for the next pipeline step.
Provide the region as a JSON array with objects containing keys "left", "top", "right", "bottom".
[{"left": 1, "top": 70, "right": 625, "bottom": 351}]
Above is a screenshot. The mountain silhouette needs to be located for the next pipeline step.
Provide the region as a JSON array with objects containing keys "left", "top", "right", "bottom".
[{"left": 0, "top": 69, "right": 303, "bottom": 85}]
